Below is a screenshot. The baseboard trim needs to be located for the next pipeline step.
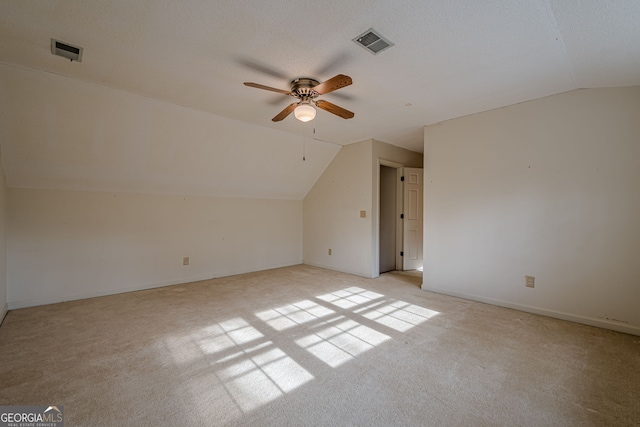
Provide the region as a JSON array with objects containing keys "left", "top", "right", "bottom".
[
  {"left": 8, "top": 261, "right": 301, "bottom": 310},
  {"left": 421, "top": 284, "right": 640, "bottom": 337},
  {"left": 0, "top": 303, "right": 7, "bottom": 326},
  {"left": 302, "top": 261, "right": 373, "bottom": 278}
]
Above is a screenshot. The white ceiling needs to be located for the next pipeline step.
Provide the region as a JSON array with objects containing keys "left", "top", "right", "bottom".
[{"left": 0, "top": 1, "right": 639, "bottom": 197}]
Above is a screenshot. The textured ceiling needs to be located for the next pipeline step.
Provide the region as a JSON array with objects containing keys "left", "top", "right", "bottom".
[{"left": 0, "top": 0, "right": 639, "bottom": 195}]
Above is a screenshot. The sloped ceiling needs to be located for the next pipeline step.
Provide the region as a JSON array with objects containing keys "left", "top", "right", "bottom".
[
  {"left": 0, "top": 1, "right": 639, "bottom": 198},
  {"left": 0, "top": 64, "right": 340, "bottom": 199}
]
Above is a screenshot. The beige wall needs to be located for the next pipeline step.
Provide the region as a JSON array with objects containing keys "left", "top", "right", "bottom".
[
  {"left": 423, "top": 86, "right": 640, "bottom": 335},
  {"left": 0, "top": 62, "right": 339, "bottom": 311},
  {"left": 8, "top": 189, "right": 302, "bottom": 308},
  {"left": 0, "top": 149, "right": 7, "bottom": 323},
  {"left": 0, "top": 63, "right": 339, "bottom": 200},
  {"left": 304, "top": 140, "right": 373, "bottom": 276},
  {"left": 304, "top": 139, "right": 423, "bottom": 277}
]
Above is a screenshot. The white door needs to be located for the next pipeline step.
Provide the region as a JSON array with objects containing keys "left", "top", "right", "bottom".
[{"left": 402, "top": 167, "right": 423, "bottom": 270}]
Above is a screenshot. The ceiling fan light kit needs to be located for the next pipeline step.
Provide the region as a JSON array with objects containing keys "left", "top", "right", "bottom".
[
  {"left": 294, "top": 101, "right": 316, "bottom": 122},
  {"left": 244, "top": 74, "right": 354, "bottom": 122}
]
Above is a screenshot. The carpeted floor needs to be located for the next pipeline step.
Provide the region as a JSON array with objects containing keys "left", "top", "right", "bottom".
[{"left": 0, "top": 265, "right": 638, "bottom": 426}]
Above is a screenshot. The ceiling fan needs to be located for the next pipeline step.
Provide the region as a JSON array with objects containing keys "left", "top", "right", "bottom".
[{"left": 244, "top": 74, "right": 354, "bottom": 122}]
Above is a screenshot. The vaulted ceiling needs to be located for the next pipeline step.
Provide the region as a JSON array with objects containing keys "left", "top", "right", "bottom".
[{"left": 1, "top": 1, "right": 639, "bottom": 198}]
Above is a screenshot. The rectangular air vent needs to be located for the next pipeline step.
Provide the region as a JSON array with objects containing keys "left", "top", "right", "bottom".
[
  {"left": 51, "top": 39, "right": 83, "bottom": 62},
  {"left": 352, "top": 28, "right": 394, "bottom": 55}
]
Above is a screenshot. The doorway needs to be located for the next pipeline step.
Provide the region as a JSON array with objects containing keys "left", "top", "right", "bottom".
[
  {"left": 378, "top": 163, "right": 424, "bottom": 275},
  {"left": 379, "top": 165, "right": 397, "bottom": 273}
]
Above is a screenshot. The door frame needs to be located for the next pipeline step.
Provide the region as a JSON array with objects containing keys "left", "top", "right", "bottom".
[{"left": 374, "top": 159, "right": 404, "bottom": 278}]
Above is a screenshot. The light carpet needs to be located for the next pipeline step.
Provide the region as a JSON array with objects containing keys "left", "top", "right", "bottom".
[{"left": 0, "top": 265, "right": 638, "bottom": 426}]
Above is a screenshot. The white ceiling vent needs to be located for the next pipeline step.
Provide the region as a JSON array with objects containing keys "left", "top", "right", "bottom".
[
  {"left": 353, "top": 28, "right": 394, "bottom": 55},
  {"left": 51, "top": 38, "right": 83, "bottom": 62}
]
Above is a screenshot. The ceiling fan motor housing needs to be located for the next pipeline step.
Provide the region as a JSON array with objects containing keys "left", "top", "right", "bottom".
[{"left": 291, "top": 78, "right": 320, "bottom": 99}]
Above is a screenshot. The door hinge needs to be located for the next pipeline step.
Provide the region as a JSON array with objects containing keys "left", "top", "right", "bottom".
[
  {"left": 400, "top": 251, "right": 404, "bottom": 256},
  {"left": 400, "top": 213, "right": 404, "bottom": 219},
  {"left": 400, "top": 176, "right": 405, "bottom": 181}
]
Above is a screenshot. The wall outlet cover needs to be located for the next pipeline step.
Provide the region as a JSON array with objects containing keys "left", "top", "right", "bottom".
[{"left": 525, "top": 275, "right": 535, "bottom": 288}]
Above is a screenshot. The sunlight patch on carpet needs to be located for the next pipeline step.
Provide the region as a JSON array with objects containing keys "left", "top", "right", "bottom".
[
  {"left": 164, "top": 285, "right": 437, "bottom": 415},
  {"left": 359, "top": 301, "right": 439, "bottom": 332},
  {"left": 219, "top": 318, "right": 265, "bottom": 345},
  {"left": 255, "top": 300, "right": 335, "bottom": 331},
  {"left": 318, "top": 287, "right": 439, "bottom": 333},
  {"left": 317, "top": 287, "right": 384, "bottom": 309},
  {"left": 215, "top": 340, "right": 314, "bottom": 412},
  {"left": 166, "top": 317, "right": 315, "bottom": 414},
  {"left": 295, "top": 316, "right": 390, "bottom": 367}
]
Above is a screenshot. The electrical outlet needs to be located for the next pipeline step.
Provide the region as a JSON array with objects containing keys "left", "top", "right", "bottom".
[
  {"left": 183, "top": 257, "right": 189, "bottom": 266},
  {"left": 525, "top": 275, "right": 535, "bottom": 288},
  {"left": 328, "top": 249, "right": 332, "bottom": 256},
  {"left": 360, "top": 210, "right": 366, "bottom": 218}
]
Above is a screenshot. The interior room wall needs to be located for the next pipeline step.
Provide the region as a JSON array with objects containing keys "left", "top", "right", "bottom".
[
  {"left": 372, "top": 140, "right": 424, "bottom": 170},
  {"left": 8, "top": 189, "right": 302, "bottom": 308},
  {"left": 0, "top": 149, "right": 7, "bottom": 323},
  {"left": 423, "top": 86, "right": 640, "bottom": 335},
  {"left": 303, "top": 139, "right": 423, "bottom": 278},
  {"left": 0, "top": 62, "right": 342, "bottom": 310},
  {"left": 303, "top": 140, "right": 374, "bottom": 277}
]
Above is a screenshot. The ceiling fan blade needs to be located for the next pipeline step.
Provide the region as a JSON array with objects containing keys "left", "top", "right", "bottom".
[
  {"left": 237, "top": 58, "right": 289, "bottom": 79},
  {"left": 315, "top": 100, "right": 354, "bottom": 119},
  {"left": 272, "top": 103, "right": 297, "bottom": 122},
  {"left": 244, "top": 82, "right": 291, "bottom": 96},
  {"left": 312, "top": 74, "right": 352, "bottom": 95}
]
